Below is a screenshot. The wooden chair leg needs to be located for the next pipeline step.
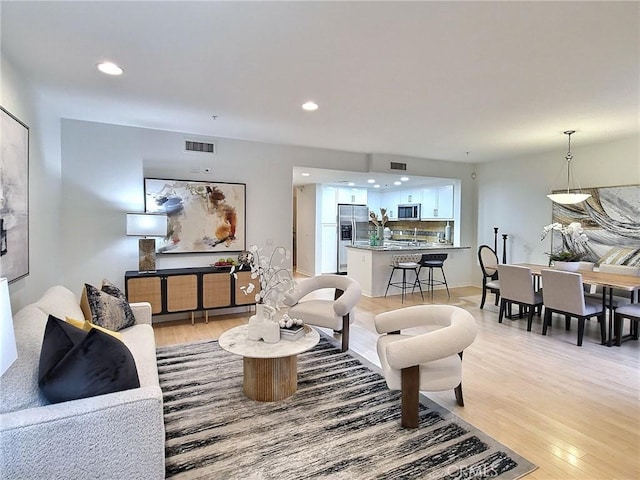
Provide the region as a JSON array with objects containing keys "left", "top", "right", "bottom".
[
  {"left": 401, "top": 365, "right": 420, "bottom": 428},
  {"left": 340, "top": 315, "right": 350, "bottom": 352},
  {"left": 480, "top": 284, "right": 487, "bottom": 309},
  {"left": 599, "top": 313, "right": 607, "bottom": 346},
  {"left": 526, "top": 308, "right": 534, "bottom": 332},
  {"left": 577, "top": 317, "right": 585, "bottom": 346},
  {"left": 542, "top": 310, "right": 551, "bottom": 335},
  {"left": 454, "top": 383, "right": 464, "bottom": 406},
  {"left": 498, "top": 299, "right": 505, "bottom": 323}
]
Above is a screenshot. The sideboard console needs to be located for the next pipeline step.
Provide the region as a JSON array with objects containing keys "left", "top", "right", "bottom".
[{"left": 124, "top": 266, "right": 255, "bottom": 323}]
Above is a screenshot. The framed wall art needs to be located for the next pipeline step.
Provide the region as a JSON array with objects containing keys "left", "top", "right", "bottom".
[
  {"left": 552, "top": 184, "right": 640, "bottom": 266},
  {"left": 0, "top": 107, "right": 29, "bottom": 283},
  {"left": 144, "top": 178, "right": 246, "bottom": 254}
]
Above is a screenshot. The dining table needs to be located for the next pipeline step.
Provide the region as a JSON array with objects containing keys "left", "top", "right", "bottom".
[{"left": 515, "top": 263, "right": 640, "bottom": 346}]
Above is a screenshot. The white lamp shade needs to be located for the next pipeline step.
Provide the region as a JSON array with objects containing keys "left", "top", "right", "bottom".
[
  {"left": 126, "top": 213, "right": 167, "bottom": 237},
  {"left": 546, "top": 192, "right": 591, "bottom": 205},
  {"left": 0, "top": 278, "right": 18, "bottom": 376}
]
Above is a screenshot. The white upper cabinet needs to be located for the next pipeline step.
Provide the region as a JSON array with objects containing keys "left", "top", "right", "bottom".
[
  {"left": 398, "top": 189, "right": 421, "bottom": 205},
  {"left": 421, "top": 184, "right": 454, "bottom": 219},
  {"left": 367, "top": 191, "right": 382, "bottom": 218},
  {"left": 337, "top": 187, "right": 367, "bottom": 205},
  {"left": 380, "top": 191, "right": 401, "bottom": 219}
]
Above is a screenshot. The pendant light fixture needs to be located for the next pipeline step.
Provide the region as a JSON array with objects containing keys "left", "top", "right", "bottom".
[{"left": 546, "top": 130, "right": 591, "bottom": 205}]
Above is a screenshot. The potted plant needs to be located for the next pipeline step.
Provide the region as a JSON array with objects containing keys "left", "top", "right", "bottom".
[{"left": 541, "top": 222, "right": 590, "bottom": 270}]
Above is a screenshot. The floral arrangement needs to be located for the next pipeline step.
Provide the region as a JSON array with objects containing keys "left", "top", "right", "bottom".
[
  {"left": 231, "top": 245, "right": 295, "bottom": 309},
  {"left": 369, "top": 208, "right": 389, "bottom": 227},
  {"left": 541, "top": 222, "right": 589, "bottom": 263}
]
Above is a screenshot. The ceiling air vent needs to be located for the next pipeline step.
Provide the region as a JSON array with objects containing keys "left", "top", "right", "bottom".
[
  {"left": 185, "top": 140, "right": 216, "bottom": 154},
  {"left": 390, "top": 161, "right": 407, "bottom": 171}
]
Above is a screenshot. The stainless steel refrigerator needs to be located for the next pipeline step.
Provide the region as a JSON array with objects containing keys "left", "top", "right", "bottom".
[{"left": 337, "top": 204, "right": 370, "bottom": 274}]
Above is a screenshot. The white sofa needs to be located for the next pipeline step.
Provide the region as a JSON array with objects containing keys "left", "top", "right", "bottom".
[{"left": 0, "top": 285, "right": 165, "bottom": 479}]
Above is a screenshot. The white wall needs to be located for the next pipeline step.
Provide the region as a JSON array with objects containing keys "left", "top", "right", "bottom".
[
  {"left": 476, "top": 135, "right": 640, "bottom": 266},
  {"left": 59, "top": 120, "right": 367, "bottom": 295},
  {"left": 1, "top": 55, "right": 62, "bottom": 310}
]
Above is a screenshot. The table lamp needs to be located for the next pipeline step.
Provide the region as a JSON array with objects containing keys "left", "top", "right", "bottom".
[
  {"left": 126, "top": 213, "right": 167, "bottom": 273},
  {"left": 1, "top": 277, "right": 18, "bottom": 376}
]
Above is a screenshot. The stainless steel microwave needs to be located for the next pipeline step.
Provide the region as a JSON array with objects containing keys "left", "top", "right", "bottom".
[{"left": 397, "top": 204, "right": 421, "bottom": 220}]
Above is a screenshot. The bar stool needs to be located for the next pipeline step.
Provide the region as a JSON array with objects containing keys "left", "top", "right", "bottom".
[
  {"left": 385, "top": 255, "right": 423, "bottom": 303},
  {"left": 414, "top": 253, "right": 450, "bottom": 298}
]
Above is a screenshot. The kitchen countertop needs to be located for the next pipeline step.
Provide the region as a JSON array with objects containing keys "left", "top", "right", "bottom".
[{"left": 346, "top": 242, "right": 470, "bottom": 252}]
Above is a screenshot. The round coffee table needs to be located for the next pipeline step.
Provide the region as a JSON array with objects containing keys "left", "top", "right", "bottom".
[{"left": 218, "top": 324, "right": 320, "bottom": 402}]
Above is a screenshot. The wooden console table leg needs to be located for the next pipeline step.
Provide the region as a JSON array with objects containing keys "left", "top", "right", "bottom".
[{"left": 243, "top": 355, "right": 297, "bottom": 402}]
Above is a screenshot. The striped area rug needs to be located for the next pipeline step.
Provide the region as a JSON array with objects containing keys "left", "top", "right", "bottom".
[{"left": 157, "top": 337, "right": 536, "bottom": 479}]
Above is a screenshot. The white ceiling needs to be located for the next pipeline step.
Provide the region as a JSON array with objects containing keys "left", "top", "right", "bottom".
[{"left": 2, "top": 1, "right": 638, "bottom": 165}]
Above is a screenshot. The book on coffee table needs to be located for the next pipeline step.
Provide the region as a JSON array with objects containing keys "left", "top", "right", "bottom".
[{"left": 280, "top": 325, "right": 305, "bottom": 341}]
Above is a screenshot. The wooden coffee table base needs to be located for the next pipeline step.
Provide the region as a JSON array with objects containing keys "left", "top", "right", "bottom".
[{"left": 243, "top": 355, "right": 297, "bottom": 402}]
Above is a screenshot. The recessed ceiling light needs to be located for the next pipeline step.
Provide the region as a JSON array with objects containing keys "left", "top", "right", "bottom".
[
  {"left": 348, "top": 182, "right": 355, "bottom": 186},
  {"left": 301, "top": 172, "right": 310, "bottom": 177},
  {"left": 302, "top": 101, "right": 318, "bottom": 111},
  {"left": 367, "top": 179, "right": 375, "bottom": 184},
  {"left": 374, "top": 184, "right": 381, "bottom": 188},
  {"left": 97, "top": 61, "right": 123, "bottom": 75},
  {"left": 400, "top": 176, "right": 409, "bottom": 182},
  {"left": 394, "top": 181, "right": 402, "bottom": 186}
]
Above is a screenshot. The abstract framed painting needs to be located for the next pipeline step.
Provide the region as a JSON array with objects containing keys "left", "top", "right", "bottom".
[
  {"left": 0, "top": 107, "right": 29, "bottom": 283},
  {"left": 144, "top": 178, "right": 246, "bottom": 254},
  {"left": 552, "top": 184, "right": 640, "bottom": 266}
]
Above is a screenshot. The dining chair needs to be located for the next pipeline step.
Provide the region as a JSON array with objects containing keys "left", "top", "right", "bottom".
[
  {"left": 613, "top": 304, "right": 640, "bottom": 346},
  {"left": 497, "top": 265, "right": 543, "bottom": 331},
  {"left": 541, "top": 269, "right": 606, "bottom": 346},
  {"left": 478, "top": 245, "right": 500, "bottom": 309}
]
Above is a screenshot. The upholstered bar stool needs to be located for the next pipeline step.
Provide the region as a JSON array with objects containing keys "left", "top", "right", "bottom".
[
  {"left": 415, "top": 253, "right": 450, "bottom": 298},
  {"left": 385, "top": 254, "right": 423, "bottom": 303}
]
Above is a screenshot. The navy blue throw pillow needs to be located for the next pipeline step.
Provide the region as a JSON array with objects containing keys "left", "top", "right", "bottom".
[{"left": 38, "top": 315, "right": 140, "bottom": 404}]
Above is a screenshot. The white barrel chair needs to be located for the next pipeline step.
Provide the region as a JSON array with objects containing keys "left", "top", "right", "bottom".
[
  {"left": 375, "top": 305, "right": 478, "bottom": 428},
  {"left": 283, "top": 275, "right": 361, "bottom": 352}
]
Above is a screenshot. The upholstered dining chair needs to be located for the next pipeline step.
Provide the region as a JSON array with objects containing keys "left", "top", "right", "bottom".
[
  {"left": 478, "top": 245, "right": 500, "bottom": 309},
  {"left": 497, "top": 264, "right": 543, "bottom": 331},
  {"left": 613, "top": 303, "right": 640, "bottom": 346},
  {"left": 374, "top": 305, "right": 477, "bottom": 428},
  {"left": 541, "top": 269, "right": 606, "bottom": 346},
  {"left": 283, "top": 274, "right": 361, "bottom": 352}
]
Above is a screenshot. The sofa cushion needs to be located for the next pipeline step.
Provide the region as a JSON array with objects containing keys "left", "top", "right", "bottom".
[
  {"left": 38, "top": 315, "right": 140, "bottom": 404},
  {"left": 33, "top": 285, "right": 85, "bottom": 322},
  {"left": 0, "top": 306, "right": 49, "bottom": 414},
  {"left": 65, "top": 316, "right": 123, "bottom": 340},
  {"left": 81, "top": 282, "right": 135, "bottom": 332}
]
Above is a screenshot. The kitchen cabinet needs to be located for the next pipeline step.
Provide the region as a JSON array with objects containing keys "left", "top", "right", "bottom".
[
  {"left": 125, "top": 266, "right": 255, "bottom": 322},
  {"left": 367, "top": 191, "right": 381, "bottom": 218},
  {"left": 421, "top": 184, "right": 454, "bottom": 219},
  {"left": 381, "top": 191, "right": 401, "bottom": 219},
  {"left": 337, "top": 187, "right": 367, "bottom": 205},
  {"left": 397, "top": 188, "right": 421, "bottom": 205}
]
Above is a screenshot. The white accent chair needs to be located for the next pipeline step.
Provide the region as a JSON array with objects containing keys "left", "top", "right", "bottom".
[
  {"left": 497, "top": 264, "right": 543, "bottom": 331},
  {"left": 541, "top": 269, "right": 606, "bottom": 346},
  {"left": 283, "top": 275, "right": 361, "bottom": 352},
  {"left": 374, "top": 305, "right": 477, "bottom": 428}
]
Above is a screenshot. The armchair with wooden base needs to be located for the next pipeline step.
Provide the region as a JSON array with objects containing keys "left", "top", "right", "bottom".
[{"left": 374, "top": 305, "right": 477, "bottom": 428}]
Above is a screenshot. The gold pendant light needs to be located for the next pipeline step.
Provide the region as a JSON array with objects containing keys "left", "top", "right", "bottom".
[{"left": 547, "top": 130, "right": 591, "bottom": 205}]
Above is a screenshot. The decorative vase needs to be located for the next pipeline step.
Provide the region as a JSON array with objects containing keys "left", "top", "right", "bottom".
[
  {"left": 377, "top": 226, "right": 384, "bottom": 244},
  {"left": 247, "top": 304, "right": 280, "bottom": 343},
  {"left": 553, "top": 261, "right": 581, "bottom": 272}
]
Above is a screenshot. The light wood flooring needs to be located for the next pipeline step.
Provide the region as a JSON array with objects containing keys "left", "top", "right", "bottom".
[{"left": 153, "top": 281, "right": 640, "bottom": 480}]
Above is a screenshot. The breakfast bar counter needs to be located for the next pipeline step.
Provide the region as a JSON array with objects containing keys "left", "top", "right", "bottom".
[{"left": 346, "top": 243, "right": 471, "bottom": 297}]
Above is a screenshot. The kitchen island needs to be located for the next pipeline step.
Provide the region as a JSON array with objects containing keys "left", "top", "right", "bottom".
[{"left": 346, "top": 242, "right": 471, "bottom": 297}]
